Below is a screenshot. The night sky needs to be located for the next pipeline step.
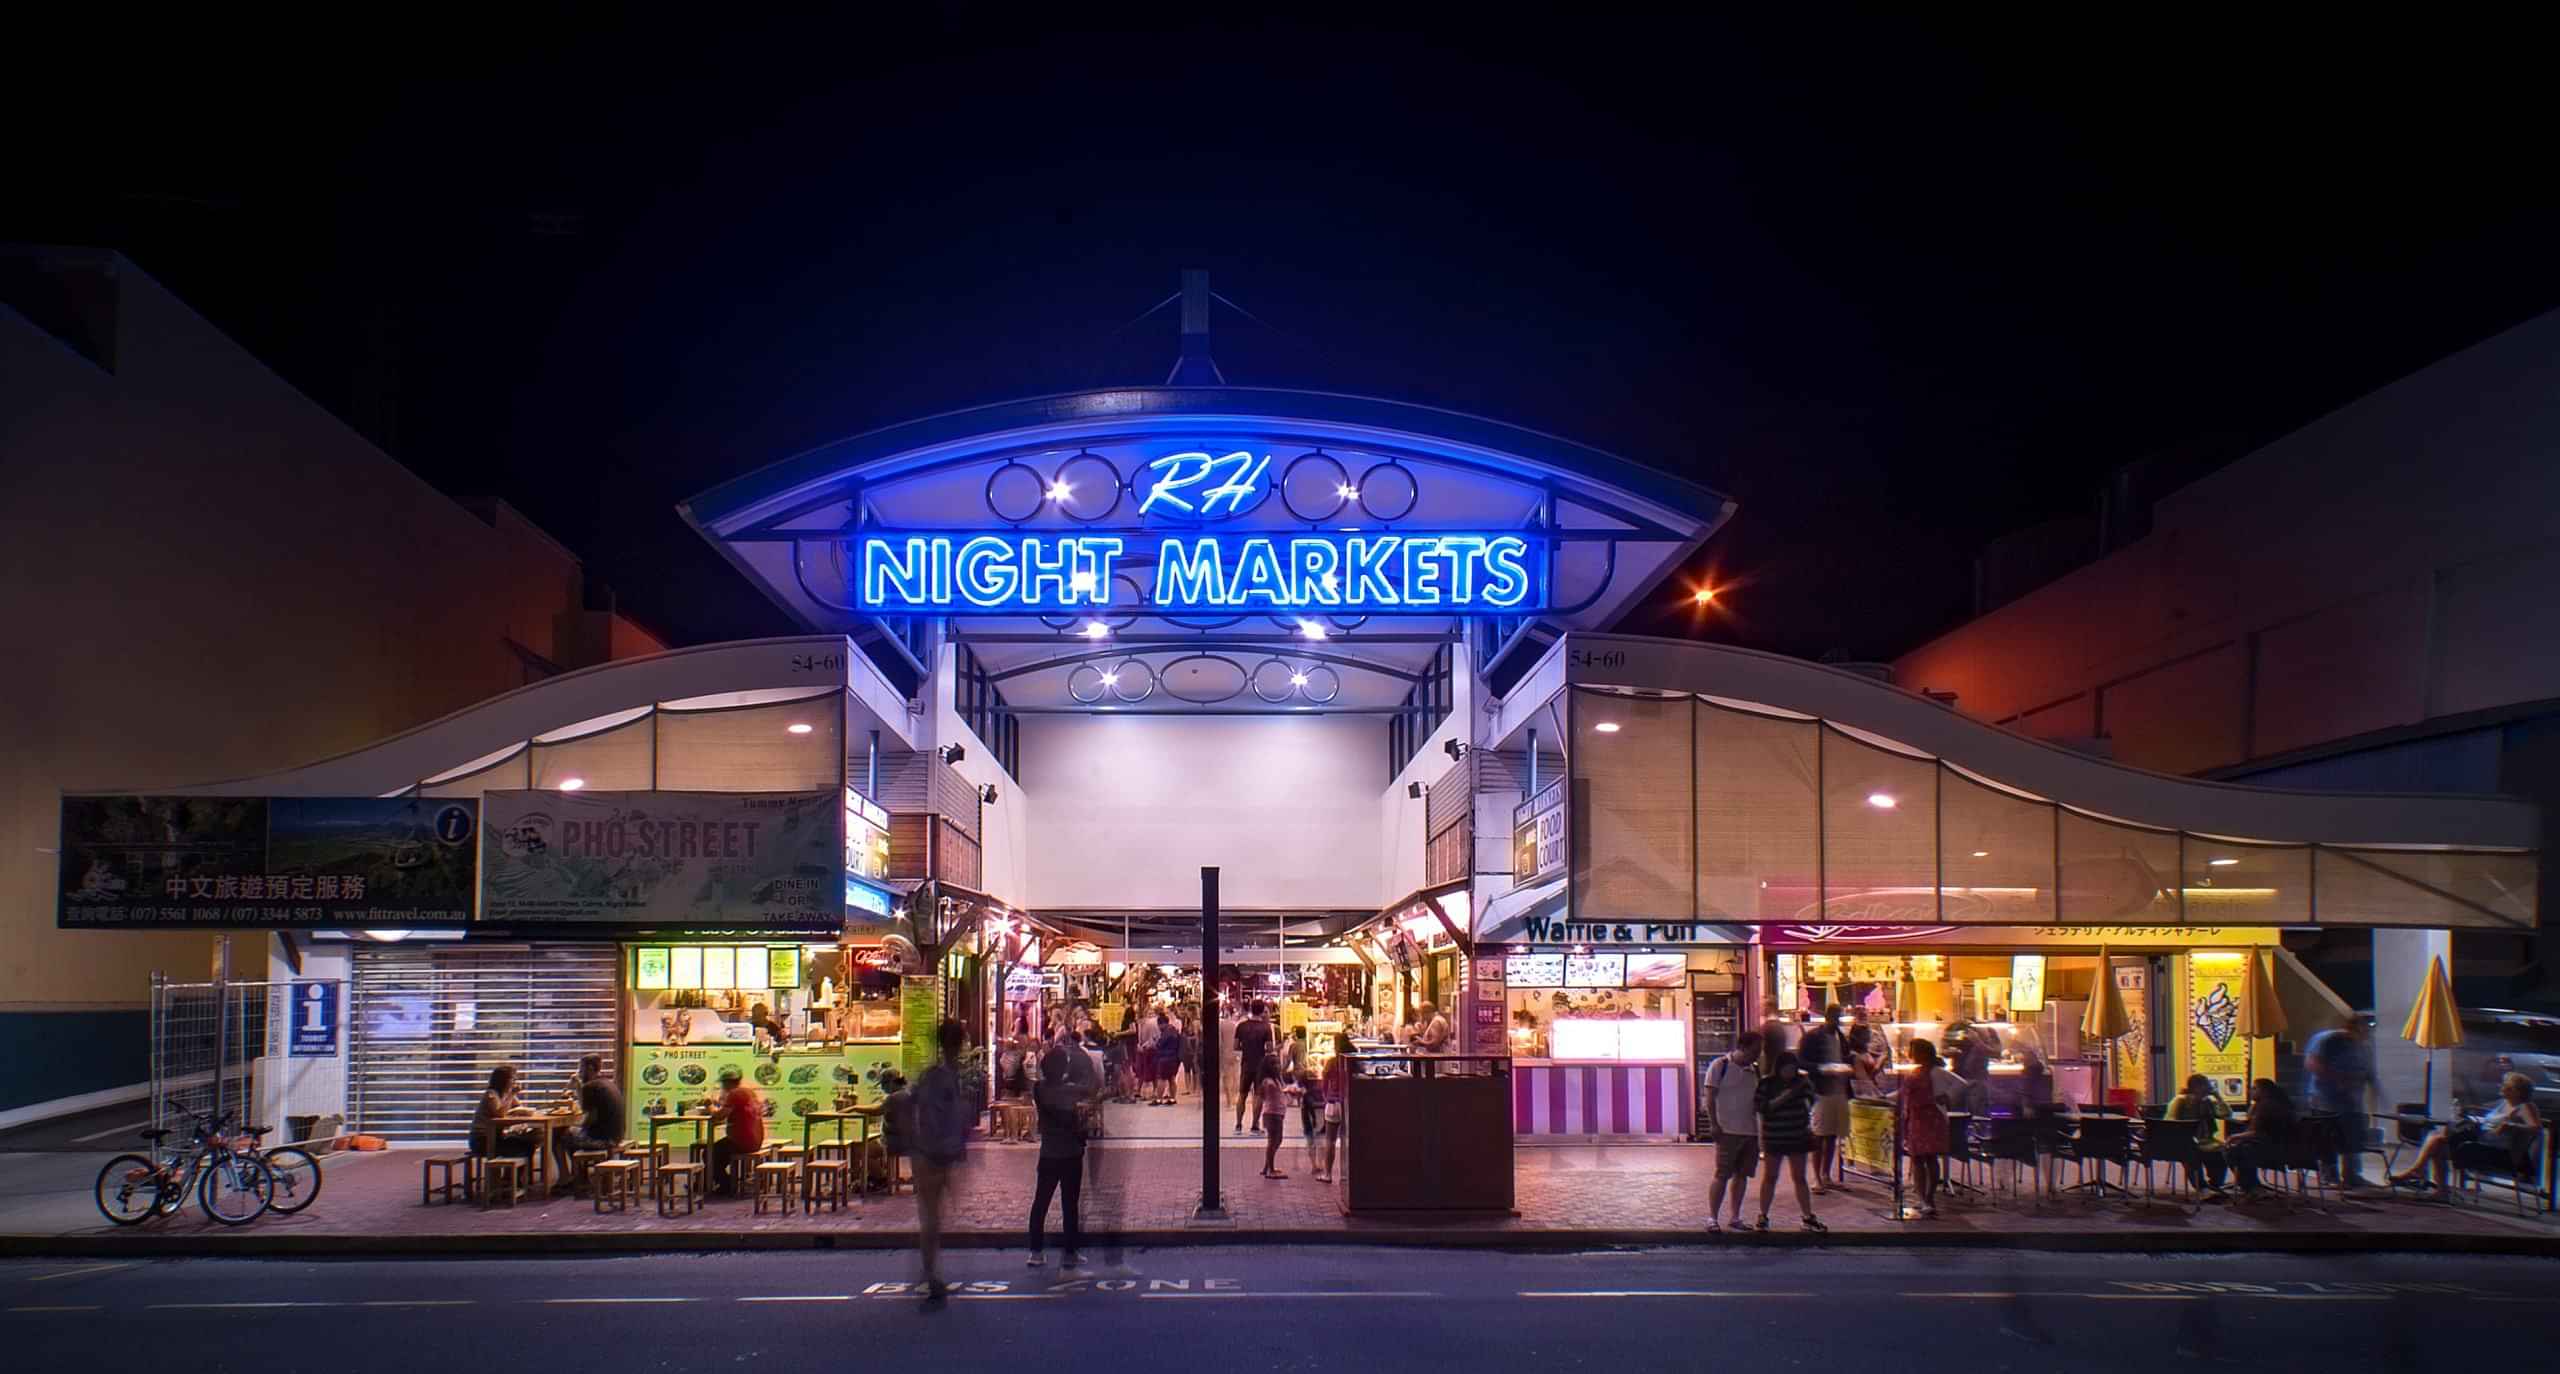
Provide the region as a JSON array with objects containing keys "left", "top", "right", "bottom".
[{"left": 19, "top": 14, "right": 2557, "bottom": 660}]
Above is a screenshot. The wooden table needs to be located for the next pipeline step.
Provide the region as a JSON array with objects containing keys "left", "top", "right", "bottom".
[
  {"left": 646, "top": 1112, "right": 714, "bottom": 1168},
  {"left": 801, "top": 1104, "right": 881, "bottom": 1154},
  {"left": 497, "top": 1110, "right": 578, "bottom": 1194}
]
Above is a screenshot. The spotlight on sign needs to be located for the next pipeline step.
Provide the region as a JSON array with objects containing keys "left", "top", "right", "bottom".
[
  {"left": 1081, "top": 621, "right": 1110, "bottom": 638},
  {"left": 938, "top": 743, "right": 966, "bottom": 765},
  {"left": 1297, "top": 619, "right": 1328, "bottom": 640},
  {"left": 1047, "top": 479, "right": 1072, "bottom": 502}
]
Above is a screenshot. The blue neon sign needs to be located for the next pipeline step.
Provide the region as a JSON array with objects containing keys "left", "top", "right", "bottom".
[
  {"left": 855, "top": 531, "right": 1543, "bottom": 615},
  {"left": 1137, "top": 450, "right": 1271, "bottom": 520}
]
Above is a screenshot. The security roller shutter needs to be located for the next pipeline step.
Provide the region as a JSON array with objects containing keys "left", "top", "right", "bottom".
[{"left": 349, "top": 943, "right": 619, "bottom": 1145}]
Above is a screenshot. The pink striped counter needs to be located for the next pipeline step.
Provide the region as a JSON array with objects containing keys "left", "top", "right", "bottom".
[{"left": 1512, "top": 1061, "right": 1690, "bottom": 1137}]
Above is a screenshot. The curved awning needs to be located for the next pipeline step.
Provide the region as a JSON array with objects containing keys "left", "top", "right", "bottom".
[{"left": 1491, "top": 633, "right": 2538, "bottom": 931}]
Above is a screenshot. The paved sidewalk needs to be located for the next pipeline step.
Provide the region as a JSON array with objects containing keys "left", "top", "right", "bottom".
[{"left": 5, "top": 1140, "right": 2554, "bottom": 1256}]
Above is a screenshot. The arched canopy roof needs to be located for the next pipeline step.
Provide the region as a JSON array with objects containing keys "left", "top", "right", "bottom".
[
  {"left": 1493, "top": 634, "right": 2539, "bottom": 931},
  {"left": 681, "top": 388, "right": 1734, "bottom": 713}
]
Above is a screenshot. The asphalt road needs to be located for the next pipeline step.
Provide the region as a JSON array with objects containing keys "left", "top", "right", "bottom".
[{"left": 4, "top": 1247, "right": 2549, "bottom": 1372}]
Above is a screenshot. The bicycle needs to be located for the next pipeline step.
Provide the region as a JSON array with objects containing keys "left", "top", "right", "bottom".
[
  {"left": 94, "top": 1103, "right": 275, "bottom": 1226},
  {"left": 246, "top": 1128, "right": 325, "bottom": 1215}
]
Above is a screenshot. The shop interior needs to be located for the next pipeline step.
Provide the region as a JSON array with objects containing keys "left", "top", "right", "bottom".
[
  {"left": 623, "top": 938, "right": 905, "bottom": 1136},
  {"left": 1774, "top": 950, "right": 2114, "bottom": 1107}
]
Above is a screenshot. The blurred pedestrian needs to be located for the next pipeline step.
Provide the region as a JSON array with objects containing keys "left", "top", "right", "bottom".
[{"left": 912, "top": 1019, "right": 971, "bottom": 1306}]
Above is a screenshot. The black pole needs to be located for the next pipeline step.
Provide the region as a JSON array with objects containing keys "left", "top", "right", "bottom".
[{"left": 1198, "top": 866, "right": 1226, "bottom": 1219}]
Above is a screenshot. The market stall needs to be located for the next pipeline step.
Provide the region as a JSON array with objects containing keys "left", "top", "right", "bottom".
[{"left": 623, "top": 938, "right": 904, "bottom": 1135}]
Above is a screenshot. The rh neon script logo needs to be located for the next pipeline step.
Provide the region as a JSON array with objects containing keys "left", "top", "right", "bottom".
[
  {"left": 858, "top": 532, "right": 1538, "bottom": 614},
  {"left": 1138, "top": 450, "right": 1269, "bottom": 518}
]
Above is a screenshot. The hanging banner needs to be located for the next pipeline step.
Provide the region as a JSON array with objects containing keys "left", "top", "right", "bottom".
[
  {"left": 1512, "top": 778, "right": 1567, "bottom": 889},
  {"left": 481, "top": 789, "right": 839, "bottom": 927},
  {"left": 2187, "top": 950, "right": 2253, "bottom": 1100},
  {"left": 58, "top": 795, "right": 477, "bottom": 929},
  {"left": 900, "top": 975, "right": 946, "bottom": 1078}
]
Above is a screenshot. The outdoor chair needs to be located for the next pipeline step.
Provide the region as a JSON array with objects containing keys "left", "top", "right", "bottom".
[
  {"left": 2057, "top": 1115, "right": 2135, "bottom": 1197},
  {"left": 2132, "top": 1115, "right": 2207, "bottom": 1209},
  {"left": 1970, "top": 1115, "right": 2040, "bottom": 1202},
  {"left": 1938, "top": 1113, "right": 1983, "bottom": 1199},
  {"left": 2452, "top": 1120, "right": 2552, "bottom": 1216},
  {"left": 2386, "top": 1103, "right": 2432, "bottom": 1175}
]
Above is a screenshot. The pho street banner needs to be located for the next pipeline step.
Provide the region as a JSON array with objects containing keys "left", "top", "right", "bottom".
[
  {"left": 482, "top": 789, "right": 841, "bottom": 927},
  {"left": 59, "top": 795, "right": 478, "bottom": 929}
]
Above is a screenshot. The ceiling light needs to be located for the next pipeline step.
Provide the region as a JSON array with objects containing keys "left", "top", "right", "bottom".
[
  {"left": 1297, "top": 620, "right": 1328, "bottom": 640},
  {"left": 558, "top": 777, "right": 586, "bottom": 791},
  {"left": 1594, "top": 722, "right": 1621, "bottom": 734},
  {"left": 1692, "top": 585, "right": 1717, "bottom": 605},
  {"left": 1866, "top": 792, "right": 1897, "bottom": 809},
  {"left": 1081, "top": 621, "right": 1110, "bottom": 638},
  {"left": 2208, "top": 857, "right": 2239, "bottom": 867},
  {"left": 1971, "top": 850, "right": 1989, "bottom": 858},
  {"left": 1047, "top": 479, "right": 1072, "bottom": 502},
  {"left": 786, "top": 723, "right": 814, "bottom": 735}
]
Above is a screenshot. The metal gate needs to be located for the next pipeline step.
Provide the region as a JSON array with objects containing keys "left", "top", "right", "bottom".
[
  {"left": 348, "top": 943, "right": 619, "bottom": 1145},
  {"left": 151, "top": 975, "right": 348, "bottom": 1146}
]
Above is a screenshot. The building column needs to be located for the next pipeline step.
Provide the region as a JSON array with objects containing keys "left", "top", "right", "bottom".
[{"left": 2371, "top": 928, "right": 2454, "bottom": 1118}]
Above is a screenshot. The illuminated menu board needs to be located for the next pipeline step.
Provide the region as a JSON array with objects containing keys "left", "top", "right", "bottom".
[
  {"left": 702, "top": 946, "right": 737, "bottom": 990},
  {"left": 634, "top": 947, "right": 670, "bottom": 990},
  {"left": 1505, "top": 953, "right": 1565, "bottom": 987},
  {"left": 1564, "top": 953, "right": 1626, "bottom": 988},
  {"left": 670, "top": 946, "right": 703, "bottom": 989}
]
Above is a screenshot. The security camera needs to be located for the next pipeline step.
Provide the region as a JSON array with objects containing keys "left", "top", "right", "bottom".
[
  {"left": 1443, "top": 739, "right": 1469, "bottom": 762},
  {"left": 978, "top": 783, "right": 1000, "bottom": 805},
  {"left": 938, "top": 743, "right": 966, "bottom": 765}
]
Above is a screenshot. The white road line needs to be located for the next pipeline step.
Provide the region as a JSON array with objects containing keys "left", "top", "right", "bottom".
[
  {"left": 738, "top": 1295, "right": 852, "bottom": 1303},
  {"left": 29, "top": 1264, "right": 133, "bottom": 1282},
  {"left": 150, "top": 1302, "right": 327, "bottom": 1310},
  {"left": 953, "top": 1294, "right": 1061, "bottom": 1301},
  {"left": 2080, "top": 1294, "right": 2201, "bottom": 1301},
  {"left": 361, "top": 1300, "right": 475, "bottom": 1308},
  {"left": 1144, "top": 1291, "right": 1441, "bottom": 1300},
  {"left": 2256, "top": 1294, "right": 2386, "bottom": 1301},
  {"left": 70, "top": 1120, "right": 153, "bottom": 1145},
  {"left": 1518, "top": 1290, "right": 1815, "bottom": 1299},
  {"left": 542, "top": 1297, "right": 695, "bottom": 1305},
  {"left": 9, "top": 1305, "right": 102, "bottom": 1313},
  {"left": 1901, "top": 1291, "right": 2017, "bottom": 1298}
]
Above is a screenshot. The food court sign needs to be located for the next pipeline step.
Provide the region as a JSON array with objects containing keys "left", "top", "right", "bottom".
[{"left": 853, "top": 448, "right": 1546, "bottom": 616}]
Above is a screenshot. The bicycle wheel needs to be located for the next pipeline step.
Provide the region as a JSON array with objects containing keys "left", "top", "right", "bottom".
[
  {"left": 94, "top": 1154, "right": 167, "bottom": 1226},
  {"left": 262, "top": 1146, "right": 324, "bottom": 1214},
  {"left": 198, "top": 1151, "right": 274, "bottom": 1225}
]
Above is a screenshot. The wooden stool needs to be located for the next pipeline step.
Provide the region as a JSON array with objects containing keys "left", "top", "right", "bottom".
[
  {"left": 803, "top": 1159, "right": 851, "bottom": 1213},
  {"left": 618, "top": 1140, "right": 671, "bottom": 1187},
  {"left": 656, "top": 1160, "right": 705, "bottom": 1216},
  {"left": 482, "top": 1157, "right": 527, "bottom": 1207},
  {"left": 752, "top": 1160, "right": 799, "bottom": 1215},
  {"left": 812, "top": 1141, "right": 852, "bottom": 1166},
  {"left": 421, "top": 1154, "right": 479, "bottom": 1205},
  {"left": 590, "top": 1157, "right": 641, "bottom": 1213},
  {"left": 568, "top": 1149, "right": 611, "bottom": 1197}
]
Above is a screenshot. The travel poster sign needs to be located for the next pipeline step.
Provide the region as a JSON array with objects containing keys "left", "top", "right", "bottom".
[
  {"left": 482, "top": 789, "right": 840, "bottom": 927},
  {"left": 59, "top": 795, "right": 477, "bottom": 929}
]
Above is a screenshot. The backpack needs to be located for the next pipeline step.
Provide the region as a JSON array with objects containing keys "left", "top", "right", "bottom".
[{"left": 912, "top": 1064, "right": 971, "bottom": 1164}]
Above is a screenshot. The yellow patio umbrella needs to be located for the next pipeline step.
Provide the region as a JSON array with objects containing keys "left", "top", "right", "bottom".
[
  {"left": 2238, "top": 947, "right": 2287, "bottom": 1040},
  {"left": 2082, "top": 948, "right": 2133, "bottom": 1112},
  {"left": 2401, "top": 954, "right": 2463, "bottom": 1108}
]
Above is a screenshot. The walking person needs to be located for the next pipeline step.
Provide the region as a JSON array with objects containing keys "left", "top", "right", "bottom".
[
  {"left": 2305, "top": 1012, "right": 2376, "bottom": 1191},
  {"left": 911, "top": 1019, "right": 972, "bottom": 1307},
  {"left": 1257, "top": 1061, "right": 1293, "bottom": 1178},
  {"left": 1799, "top": 1005, "right": 1852, "bottom": 1192},
  {"left": 1753, "top": 1022, "right": 1826, "bottom": 1232},
  {"left": 1233, "top": 1000, "right": 1272, "bottom": 1134},
  {"left": 1028, "top": 1024, "right": 1096, "bottom": 1269},
  {"left": 1314, "top": 1030, "right": 1353, "bottom": 1183},
  {"left": 1702, "top": 1029, "right": 1764, "bottom": 1233},
  {"left": 1900, "top": 1039, "right": 1952, "bottom": 1218},
  {"left": 1152, "top": 1012, "right": 1182, "bottom": 1105}
]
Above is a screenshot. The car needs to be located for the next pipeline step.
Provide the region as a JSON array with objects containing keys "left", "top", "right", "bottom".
[{"left": 2448, "top": 1008, "right": 2560, "bottom": 1112}]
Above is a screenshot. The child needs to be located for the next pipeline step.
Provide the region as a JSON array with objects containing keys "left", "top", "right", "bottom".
[
  {"left": 1257, "top": 1061, "right": 1292, "bottom": 1179},
  {"left": 1899, "top": 1040, "right": 1951, "bottom": 1218}
]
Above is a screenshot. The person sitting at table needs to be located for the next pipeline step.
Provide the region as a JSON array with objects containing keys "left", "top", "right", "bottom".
[
  {"left": 705, "top": 1065, "right": 766, "bottom": 1196},
  {"left": 552, "top": 1053, "right": 624, "bottom": 1188},
  {"left": 2223, "top": 1078, "right": 2298, "bottom": 1201},
  {"left": 470, "top": 1065, "right": 541, "bottom": 1161},
  {"left": 2388, "top": 1071, "right": 2544, "bottom": 1202},
  {"left": 2165, "top": 1074, "right": 2231, "bottom": 1198}
]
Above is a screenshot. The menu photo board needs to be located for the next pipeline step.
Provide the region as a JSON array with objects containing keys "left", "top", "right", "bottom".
[
  {"left": 769, "top": 945, "right": 802, "bottom": 990},
  {"left": 1563, "top": 952, "right": 1625, "bottom": 988},
  {"left": 1505, "top": 952, "right": 1566, "bottom": 987},
  {"left": 634, "top": 947, "right": 671, "bottom": 990}
]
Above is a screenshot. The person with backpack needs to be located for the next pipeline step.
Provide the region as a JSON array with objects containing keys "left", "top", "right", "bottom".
[
  {"left": 911, "top": 1019, "right": 972, "bottom": 1307},
  {"left": 1702, "top": 1029, "right": 1765, "bottom": 1234}
]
